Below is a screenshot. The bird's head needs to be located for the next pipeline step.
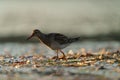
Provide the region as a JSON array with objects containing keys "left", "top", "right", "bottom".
[{"left": 27, "top": 29, "right": 41, "bottom": 40}]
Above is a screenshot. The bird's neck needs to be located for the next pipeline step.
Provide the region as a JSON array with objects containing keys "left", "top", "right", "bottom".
[
  {"left": 37, "top": 32, "right": 46, "bottom": 40},
  {"left": 37, "top": 32, "right": 50, "bottom": 46}
]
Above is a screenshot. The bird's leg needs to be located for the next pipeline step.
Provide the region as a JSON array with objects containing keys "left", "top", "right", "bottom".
[
  {"left": 55, "top": 50, "right": 59, "bottom": 61},
  {"left": 59, "top": 50, "right": 67, "bottom": 61}
]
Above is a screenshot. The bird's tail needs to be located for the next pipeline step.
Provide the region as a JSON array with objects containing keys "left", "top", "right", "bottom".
[{"left": 68, "top": 37, "right": 80, "bottom": 43}]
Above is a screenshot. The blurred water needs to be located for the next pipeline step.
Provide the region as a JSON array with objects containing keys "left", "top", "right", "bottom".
[
  {"left": 0, "top": 0, "right": 120, "bottom": 37},
  {"left": 0, "top": 41, "right": 120, "bottom": 56}
]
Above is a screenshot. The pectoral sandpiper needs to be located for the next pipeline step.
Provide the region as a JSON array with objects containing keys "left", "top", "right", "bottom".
[{"left": 27, "top": 29, "right": 80, "bottom": 61}]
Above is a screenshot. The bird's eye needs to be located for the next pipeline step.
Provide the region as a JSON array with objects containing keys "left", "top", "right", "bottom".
[
  {"left": 33, "top": 29, "right": 39, "bottom": 33},
  {"left": 35, "top": 31, "right": 38, "bottom": 33}
]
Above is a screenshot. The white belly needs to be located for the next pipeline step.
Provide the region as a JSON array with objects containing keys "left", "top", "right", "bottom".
[{"left": 50, "top": 41, "right": 69, "bottom": 50}]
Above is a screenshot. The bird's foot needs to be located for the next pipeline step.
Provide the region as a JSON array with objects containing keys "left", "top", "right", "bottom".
[
  {"left": 52, "top": 56, "right": 60, "bottom": 61},
  {"left": 60, "top": 56, "right": 67, "bottom": 61},
  {"left": 55, "top": 57, "right": 60, "bottom": 61},
  {"left": 52, "top": 56, "right": 67, "bottom": 61}
]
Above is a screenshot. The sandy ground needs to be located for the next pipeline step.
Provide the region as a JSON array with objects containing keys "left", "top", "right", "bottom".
[{"left": 0, "top": 41, "right": 120, "bottom": 80}]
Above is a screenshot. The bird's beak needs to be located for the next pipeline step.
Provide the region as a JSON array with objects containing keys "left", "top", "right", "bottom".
[{"left": 27, "top": 33, "right": 34, "bottom": 40}]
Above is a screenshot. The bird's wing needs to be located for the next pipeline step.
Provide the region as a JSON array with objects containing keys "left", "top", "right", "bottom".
[{"left": 47, "top": 33, "right": 69, "bottom": 44}]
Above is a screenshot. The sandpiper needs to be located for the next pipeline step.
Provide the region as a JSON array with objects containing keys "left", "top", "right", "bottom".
[{"left": 27, "top": 29, "right": 80, "bottom": 60}]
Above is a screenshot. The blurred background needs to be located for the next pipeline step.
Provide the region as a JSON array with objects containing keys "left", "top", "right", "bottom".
[{"left": 0, "top": 0, "right": 120, "bottom": 42}]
